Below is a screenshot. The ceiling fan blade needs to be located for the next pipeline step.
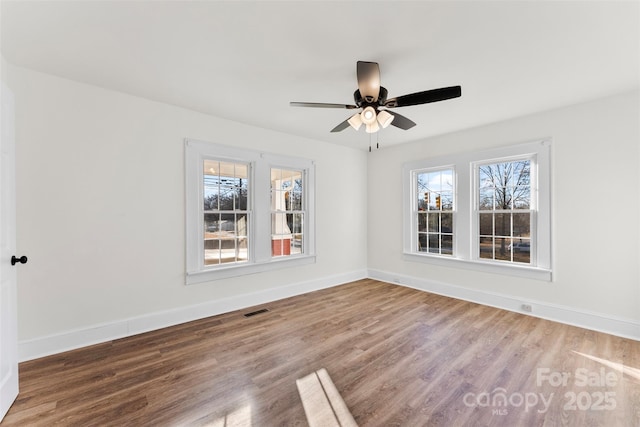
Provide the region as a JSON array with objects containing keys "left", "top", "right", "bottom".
[
  {"left": 357, "top": 61, "right": 380, "bottom": 103},
  {"left": 384, "top": 86, "right": 461, "bottom": 108},
  {"left": 330, "top": 118, "right": 351, "bottom": 133},
  {"left": 388, "top": 111, "right": 416, "bottom": 130},
  {"left": 290, "top": 102, "right": 358, "bottom": 109}
]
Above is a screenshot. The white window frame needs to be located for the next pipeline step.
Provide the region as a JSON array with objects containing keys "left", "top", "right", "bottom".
[
  {"left": 403, "top": 140, "right": 552, "bottom": 281},
  {"left": 413, "top": 166, "right": 457, "bottom": 257},
  {"left": 185, "top": 139, "right": 315, "bottom": 284}
]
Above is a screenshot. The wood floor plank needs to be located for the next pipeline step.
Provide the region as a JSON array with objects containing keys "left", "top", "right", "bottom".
[{"left": 2, "top": 279, "right": 639, "bottom": 426}]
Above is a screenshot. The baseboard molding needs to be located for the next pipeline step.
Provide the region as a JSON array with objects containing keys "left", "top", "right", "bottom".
[
  {"left": 368, "top": 269, "right": 640, "bottom": 341},
  {"left": 19, "top": 268, "right": 638, "bottom": 361},
  {"left": 18, "top": 269, "right": 367, "bottom": 362}
]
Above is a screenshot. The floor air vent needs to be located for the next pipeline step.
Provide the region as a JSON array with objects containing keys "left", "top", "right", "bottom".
[{"left": 244, "top": 308, "right": 269, "bottom": 317}]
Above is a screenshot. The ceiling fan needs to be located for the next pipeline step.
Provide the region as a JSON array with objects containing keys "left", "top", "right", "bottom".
[{"left": 290, "top": 61, "right": 462, "bottom": 134}]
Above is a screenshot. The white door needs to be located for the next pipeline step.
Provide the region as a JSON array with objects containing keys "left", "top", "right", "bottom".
[{"left": 0, "top": 82, "right": 19, "bottom": 422}]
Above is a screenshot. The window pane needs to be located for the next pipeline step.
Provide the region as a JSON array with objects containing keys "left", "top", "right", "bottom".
[
  {"left": 219, "top": 185, "right": 234, "bottom": 210},
  {"left": 494, "top": 213, "right": 511, "bottom": 237},
  {"left": 513, "top": 186, "right": 530, "bottom": 209},
  {"left": 441, "top": 213, "right": 453, "bottom": 233},
  {"left": 418, "top": 233, "right": 428, "bottom": 252},
  {"left": 291, "top": 213, "right": 304, "bottom": 255},
  {"left": 441, "top": 192, "right": 453, "bottom": 211},
  {"left": 204, "top": 239, "right": 221, "bottom": 265},
  {"left": 290, "top": 190, "right": 303, "bottom": 211},
  {"left": 237, "top": 238, "right": 248, "bottom": 262},
  {"left": 428, "top": 213, "right": 439, "bottom": 233},
  {"left": 417, "top": 212, "right": 427, "bottom": 232},
  {"left": 428, "top": 234, "right": 440, "bottom": 253},
  {"left": 512, "top": 212, "right": 530, "bottom": 238},
  {"left": 427, "top": 172, "right": 442, "bottom": 191},
  {"left": 495, "top": 238, "right": 512, "bottom": 261},
  {"left": 493, "top": 187, "right": 510, "bottom": 210},
  {"left": 479, "top": 236, "right": 493, "bottom": 259},
  {"left": 479, "top": 213, "right": 493, "bottom": 236},
  {"left": 442, "top": 170, "right": 454, "bottom": 191},
  {"left": 479, "top": 187, "right": 494, "bottom": 209},
  {"left": 441, "top": 235, "right": 453, "bottom": 255},
  {"left": 204, "top": 212, "right": 220, "bottom": 234},
  {"left": 511, "top": 238, "right": 531, "bottom": 264}
]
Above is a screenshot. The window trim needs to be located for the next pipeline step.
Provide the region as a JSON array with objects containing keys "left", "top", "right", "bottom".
[
  {"left": 403, "top": 139, "right": 552, "bottom": 281},
  {"left": 185, "top": 139, "right": 315, "bottom": 284}
]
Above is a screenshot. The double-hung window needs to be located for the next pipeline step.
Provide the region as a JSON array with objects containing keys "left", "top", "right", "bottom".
[
  {"left": 416, "top": 168, "right": 455, "bottom": 255},
  {"left": 186, "top": 139, "right": 315, "bottom": 284},
  {"left": 271, "top": 168, "right": 305, "bottom": 257},
  {"left": 476, "top": 158, "right": 533, "bottom": 264},
  {"left": 203, "top": 160, "right": 249, "bottom": 266},
  {"left": 404, "top": 140, "right": 551, "bottom": 280}
]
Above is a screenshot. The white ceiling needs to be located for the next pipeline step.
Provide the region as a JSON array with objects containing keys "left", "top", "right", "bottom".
[{"left": 1, "top": 1, "right": 638, "bottom": 150}]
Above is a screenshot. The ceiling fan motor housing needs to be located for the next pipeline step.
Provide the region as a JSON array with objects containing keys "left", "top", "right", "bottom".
[{"left": 354, "top": 87, "right": 388, "bottom": 109}]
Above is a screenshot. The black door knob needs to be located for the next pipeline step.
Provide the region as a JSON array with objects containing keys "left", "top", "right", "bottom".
[{"left": 11, "top": 255, "right": 28, "bottom": 266}]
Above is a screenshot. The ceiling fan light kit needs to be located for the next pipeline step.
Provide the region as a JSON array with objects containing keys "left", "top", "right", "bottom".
[
  {"left": 290, "top": 61, "right": 462, "bottom": 135},
  {"left": 365, "top": 121, "right": 380, "bottom": 134},
  {"left": 376, "top": 110, "right": 394, "bottom": 128}
]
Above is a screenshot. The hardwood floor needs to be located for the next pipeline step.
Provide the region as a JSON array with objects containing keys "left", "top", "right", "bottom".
[{"left": 3, "top": 279, "right": 639, "bottom": 426}]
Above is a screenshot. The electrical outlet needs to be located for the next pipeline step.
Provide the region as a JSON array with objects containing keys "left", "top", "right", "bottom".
[{"left": 521, "top": 304, "right": 532, "bottom": 313}]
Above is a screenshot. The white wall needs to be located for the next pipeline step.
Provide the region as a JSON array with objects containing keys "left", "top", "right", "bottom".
[
  {"left": 6, "top": 63, "right": 368, "bottom": 359},
  {"left": 368, "top": 91, "right": 640, "bottom": 338},
  {"left": 5, "top": 58, "right": 639, "bottom": 358}
]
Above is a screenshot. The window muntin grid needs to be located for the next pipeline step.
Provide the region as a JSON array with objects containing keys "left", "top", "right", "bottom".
[
  {"left": 271, "top": 168, "right": 304, "bottom": 258},
  {"left": 203, "top": 160, "right": 249, "bottom": 266},
  {"left": 416, "top": 168, "right": 454, "bottom": 256},
  {"left": 477, "top": 159, "right": 532, "bottom": 264}
]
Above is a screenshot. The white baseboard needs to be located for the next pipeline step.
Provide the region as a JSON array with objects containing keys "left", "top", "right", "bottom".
[
  {"left": 368, "top": 269, "right": 640, "bottom": 341},
  {"left": 18, "top": 269, "right": 367, "bottom": 362},
  {"left": 19, "top": 268, "right": 638, "bottom": 361}
]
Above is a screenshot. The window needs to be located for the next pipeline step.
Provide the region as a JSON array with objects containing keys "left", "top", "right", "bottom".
[
  {"left": 416, "top": 168, "right": 454, "bottom": 255},
  {"left": 271, "top": 168, "right": 304, "bottom": 257},
  {"left": 403, "top": 140, "right": 551, "bottom": 281},
  {"left": 476, "top": 159, "right": 532, "bottom": 264},
  {"left": 203, "top": 160, "right": 249, "bottom": 266},
  {"left": 186, "top": 139, "right": 315, "bottom": 284}
]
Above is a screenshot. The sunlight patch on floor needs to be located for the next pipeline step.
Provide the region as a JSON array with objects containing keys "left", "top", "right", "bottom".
[
  {"left": 573, "top": 351, "right": 640, "bottom": 382},
  {"left": 296, "top": 368, "right": 358, "bottom": 427},
  {"left": 204, "top": 403, "right": 252, "bottom": 427}
]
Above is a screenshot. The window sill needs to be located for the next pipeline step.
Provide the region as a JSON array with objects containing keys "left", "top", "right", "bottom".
[
  {"left": 403, "top": 252, "right": 552, "bottom": 281},
  {"left": 186, "top": 255, "right": 316, "bottom": 285}
]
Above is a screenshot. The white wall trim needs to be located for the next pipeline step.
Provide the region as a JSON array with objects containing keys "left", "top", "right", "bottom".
[
  {"left": 18, "top": 269, "right": 367, "bottom": 362},
  {"left": 368, "top": 269, "right": 640, "bottom": 342}
]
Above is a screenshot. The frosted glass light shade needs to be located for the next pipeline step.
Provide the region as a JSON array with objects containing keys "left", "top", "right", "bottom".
[
  {"left": 360, "top": 106, "right": 377, "bottom": 125},
  {"left": 377, "top": 110, "right": 394, "bottom": 128},
  {"left": 365, "top": 121, "right": 380, "bottom": 133},
  {"left": 347, "top": 113, "right": 363, "bottom": 130}
]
